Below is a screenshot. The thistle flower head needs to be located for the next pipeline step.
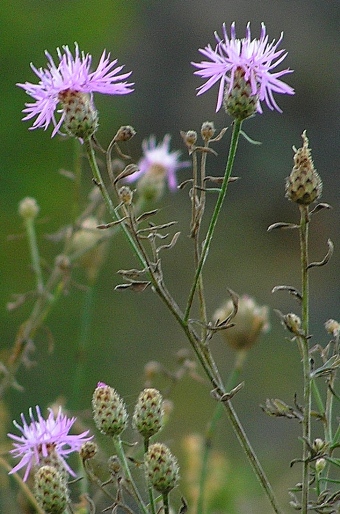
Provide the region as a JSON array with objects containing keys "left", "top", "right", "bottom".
[
  {"left": 285, "top": 131, "right": 322, "bottom": 205},
  {"left": 192, "top": 22, "right": 294, "bottom": 115},
  {"left": 17, "top": 43, "right": 134, "bottom": 137},
  {"left": 145, "top": 443, "right": 179, "bottom": 494},
  {"left": 34, "top": 465, "right": 70, "bottom": 514},
  {"left": 7, "top": 406, "right": 92, "bottom": 481},
  {"left": 132, "top": 388, "right": 164, "bottom": 439},
  {"left": 92, "top": 382, "right": 128, "bottom": 437},
  {"left": 126, "top": 135, "right": 190, "bottom": 196}
]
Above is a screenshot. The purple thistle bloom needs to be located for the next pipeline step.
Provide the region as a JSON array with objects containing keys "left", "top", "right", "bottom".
[
  {"left": 8, "top": 406, "right": 92, "bottom": 481},
  {"left": 17, "top": 43, "right": 134, "bottom": 137},
  {"left": 192, "top": 22, "right": 294, "bottom": 113},
  {"left": 127, "top": 135, "right": 190, "bottom": 191}
]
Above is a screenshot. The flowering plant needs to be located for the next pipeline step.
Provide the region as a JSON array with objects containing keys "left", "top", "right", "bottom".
[{"left": 1, "top": 19, "right": 339, "bottom": 514}]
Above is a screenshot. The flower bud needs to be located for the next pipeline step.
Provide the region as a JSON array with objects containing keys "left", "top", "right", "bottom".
[
  {"left": 315, "top": 458, "right": 326, "bottom": 474},
  {"left": 223, "top": 67, "right": 258, "bottom": 120},
  {"left": 285, "top": 131, "right": 322, "bottom": 205},
  {"left": 145, "top": 443, "right": 179, "bottom": 494},
  {"left": 132, "top": 388, "right": 164, "bottom": 439},
  {"left": 34, "top": 465, "right": 69, "bottom": 514},
  {"left": 213, "top": 295, "right": 269, "bottom": 350},
  {"left": 18, "top": 197, "right": 40, "bottom": 220},
  {"left": 59, "top": 90, "right": 98, "bottom": 140},
  {"left": 92, "top": 382, "right": 128, "bottom": 437}
]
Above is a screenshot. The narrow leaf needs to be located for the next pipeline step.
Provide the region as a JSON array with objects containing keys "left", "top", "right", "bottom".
[
  {"left": 267, "top": 222, "right": 299, "bottom": 231},
  {"left": 307, "top": 239, "right": 334, "bottom": 269}
]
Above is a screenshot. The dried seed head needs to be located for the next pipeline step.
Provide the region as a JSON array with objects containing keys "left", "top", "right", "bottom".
[
  {"left": 80, "top": 441, "right": 98, "bottom": 462},
  {"left": 201, "top": 121, "right": 216, "bottom": 142},
  {"left": 324, "top": 319, "right": 340, "bottom": 338},
  {"left": 118, "top": 185, "right": 133, "bottom": 205},
  {"left": 145, "top": 442, "right": 179, "bottom": 494},
  {"left": 114, "top": 125, "right": 136, "bottom": 142},
  {"left": 283, "top": 313, "right": 302, "bottom": 335},
  {"left": 92, "top": 382, "right": 128, "bottom": 437},
  {"left": 223, "top": 67, "right": 258, "bottom": 120},
  {"left": 285, "top": 131, "right": 322, "bottom": 205},
  {"left": 18, "top": 197, "right": 40, "bottom": 220},
  {"left": 182, "top": 130, "right": 197, "bottom": 147},
  {"left": 132, "top": 388, "right": 164, "bottom": 439},
  {"left": 213, "top": 295, "right": 269, "bottom": 350},
  {"left": 34, "top": 465, "right": 70, "bottom": 514},
  {"left": 108, "top": 455, "right": 121, "bottom": 475},
  {"left": 59, "top": 90, "right": 98, "bottom": 140}
]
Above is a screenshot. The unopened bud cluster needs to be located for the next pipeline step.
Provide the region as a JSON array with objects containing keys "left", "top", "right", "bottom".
[
  {"left": 144, "top": 442, "right": 179, "bottom": 494},
  {"left": 223, "top": 67, "right": 258, "bottom": 120},
  {"left": 92, "top": 382, "right": 128, "bottom": 437},
  {"left": 132, "top": 388, "right": 164, "bottom": 439},
  {"left": 285, "top": 131, "right": 322, "bottom": 205},
  {"left": 34, "top": 465, "right": 69, "bottom": 514}
]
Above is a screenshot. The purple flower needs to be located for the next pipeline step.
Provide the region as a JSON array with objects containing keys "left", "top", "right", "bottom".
[
  {"left": 17, "top": 44, "right": 134, "bottom": 137},
  {"left": 192, "top": 22, "right": 294, "bottom": 113},
  {"left": 8, "top": 406, "right": 92, "bottom": 481},
  {"left": 127, "top": 135, "right": 190, "bottom": 191}
]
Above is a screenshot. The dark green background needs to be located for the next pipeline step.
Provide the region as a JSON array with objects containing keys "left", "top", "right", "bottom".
[{"left": 1, "top": 1, "right": 339, "bottom": 512}]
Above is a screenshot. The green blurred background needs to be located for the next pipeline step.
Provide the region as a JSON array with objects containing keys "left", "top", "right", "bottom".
[{"left": 1, "top": 1, "right": 339, "bottom": 512}]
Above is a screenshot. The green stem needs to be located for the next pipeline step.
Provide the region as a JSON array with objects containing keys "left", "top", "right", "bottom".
[
  {"left": 144, "top": 438, "right": 156, "bottom": 514},
  {"left": 196, "top": 350, "right": 247, "bottom": 514},
  {"left": 299, "top": 205, "right": 311, "bottom": 514},
  {"left": 221, "top": 398, "right": 283, "bottom": 514},
  {"left": 162, "top": 493, "right": 170, "bottom": 514},
  {"left": 184, "top": 119, "right": 243, "bottom": 323},
  {"left": 113, "top": 436, "right": 149, "bottom": 514},
  {"left": 71, "top": 285, "right": 95, "bottom": 409},
  {"left": 25, "top": 217, "right": 44, "bottom": 293}
]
